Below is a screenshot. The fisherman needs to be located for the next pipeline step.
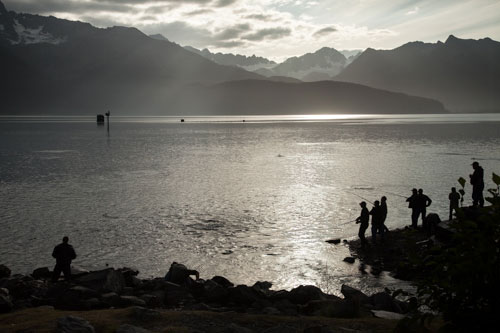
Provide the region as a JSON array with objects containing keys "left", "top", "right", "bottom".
[
  {"left": 51, "top": 236, "right": 77, "bottom": 282},
  {"left": 165, "top": 262, "right": 200, "bottom": 285},
  {"left": 406, "top": 188, "right": 419, "bottom": 228},
  {"left": 369, "top": 200, "right": 384, "bottom": 243},
  {"left": 355, "top": 201, "right": 370, "bottom": 245},
  {"left": 380, "top": 196, "right": 389, "bottom": 233},
  {"left": 448, "top": 187, "right": 461, "bottom": 220},
  {"left": 470, "top": 161, "right": 484, "bottom": 207},
  {"left": 416, "top": 189, "right": 432, "bottom": 224}
]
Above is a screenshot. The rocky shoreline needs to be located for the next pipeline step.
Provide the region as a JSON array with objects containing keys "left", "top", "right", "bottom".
[{"left": 0, "top": 255, "right": 421, "bottom": 332}]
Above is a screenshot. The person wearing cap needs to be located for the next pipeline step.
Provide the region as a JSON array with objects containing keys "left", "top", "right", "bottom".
[
  {"left": 355, "top": 201, "right": 369, "bottom": 245},
  {"left": 470, "top": 161, "right": 484, "bottom": 207},
  {"left": 369, "top": 200, "right": 384, "bottom": 243}
]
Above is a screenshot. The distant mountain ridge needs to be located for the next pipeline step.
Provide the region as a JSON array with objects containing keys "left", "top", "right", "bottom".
[
  {"left": 184, "top": 45, "right": 361, "bottom": 82},
  {"left": 336, "top": 35, "right": 500, "bottom": 112},
  {"left": 0, "top": 1, "right": 446, "bottom": 115}
]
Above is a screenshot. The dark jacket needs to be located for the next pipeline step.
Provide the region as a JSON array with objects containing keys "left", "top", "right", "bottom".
[
  {"left": 52, "top": 243, "right": 77, "bottom": 265},
  {"left": 356, "top": 207, "right": 369, "bottom": 225},
  {"left": 470, "top": 166, "right": 484, "bottom": 187},
  {"left": 406, "top": 194, "right": 418, "bottom": 209},
  {"left": 416, "top": 194, "right": 432, "bottom": 209},
  {"left": 370, "top": 206, "right": 383, "bottom": 226}
]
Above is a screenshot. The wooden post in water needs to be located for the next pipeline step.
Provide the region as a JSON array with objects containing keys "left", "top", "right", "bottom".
[{"left": 105, "top": 110, "right": 110, "bottom": 133}]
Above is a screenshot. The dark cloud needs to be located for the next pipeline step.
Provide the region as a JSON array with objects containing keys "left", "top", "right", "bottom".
[
  {"left": 185, "top": 8, "right": 214, "bottom": 16},
  {"left": 215, "top": 23, "right": 251, "bottom": 40},
  {"left": 313, "top": 26, "right": 337, "bottom": 37},
  {"left": 243, "top": 27, "right": 291, "bottom": 41},
  {"left": 212, "top": 40, "right": 245, "bottom": 48},
  {"left": 214, "top": 0, "right": 238, "bottom": 7},
  {"left": 244, "top": 13, "right": 272, "bottom": 21},
  {"left": 3, "top": 0, "right": 135, "bottom": 15}
]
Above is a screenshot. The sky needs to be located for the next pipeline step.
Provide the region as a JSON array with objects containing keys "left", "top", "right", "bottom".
[{"left": 4, "top": 0, "right": 500, "bottom": 61}]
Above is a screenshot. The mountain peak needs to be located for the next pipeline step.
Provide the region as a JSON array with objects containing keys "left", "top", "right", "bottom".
[
  {"left": 149, "top": 33, "right": 169, "bottom": 42},
  {"left": 445, "top": 34, "right": 460, "bottom": 43}
]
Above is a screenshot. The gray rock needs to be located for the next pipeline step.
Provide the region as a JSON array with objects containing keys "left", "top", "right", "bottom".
[
  {"left": 340, "top": 284, "right": 369, "bottom": 304},
  {"left": 228, "top": 285, "right": 262, "bottom": 305},
  {"left": 343, "top": 257, "right": 356, "bottom": 264},
  {"left": 163, "top": 282, "right": 193, "bottom": 306},
  {"left": 32, "top": 267, "right": 51, "bottom": 280},
  {"left": 211, "top": 275, "right": 234, "bottom": 288},
  {"left": 0, "top": 294, "right": 13, "bottom": 313},
  {"left": 287, "top": 285, "right": 325, "bottom": 304},
  {"left": 76, "top": 269, "right": 125, "bottom": 294},
  {"left": 371, "top": 310, "right": 405, "bottom": 320},
  {"left": 0, "top": 287, "right": 8, "bottom": 296},
  {"left": 101, "top": 292, "right": 121, "bottom": 307},
  {"left": 0, "top": 265, "right": 11, "bottom": 279},
  {"left": 56, "top": 315, "right": 95, "bottom": 333},
  {"left": 203, "top": 279, "right": 229, "bottom": 303},
  {"left": 131, "top": 306, "right": 161, "bottom": 321},
  {"left": 116, "top": 324, "right": 152, "bottom": 333},
  {"left": 301, "top": 299, "right": 360, "bottom": 318},
  {"left": 370, "top": 292, "right": 402, "bottom": 312},
  {"left": 69, "top": 286, "right": 101, "bottom": 299},
  {"left": 119, "top": 296, "right": 146, "bottom": 307},
  {"left": 139, "top": 294, "right": 163, "bottom": 307}
]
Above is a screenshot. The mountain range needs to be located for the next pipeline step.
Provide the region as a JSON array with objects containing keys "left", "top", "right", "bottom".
[
  {"left": 335, "top": 35, "right": 500, "bottom": 112},
  {"left": 184, "top": 45, "right": 361, "bottom": 82},
  {"left": 0, "top": 0, "right": 474, "bottom": 115}
]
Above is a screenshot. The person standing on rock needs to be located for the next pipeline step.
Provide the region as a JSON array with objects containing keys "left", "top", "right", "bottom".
[
  {"left": 416, "top": 189, "right": 432, "bottom": 225},
  {"left": 448, "top": 187, "right": 461, "bottom": 220},
  {"left": 406, "top": 188, "right": 419, "bottom": 228},
  {"left": 369, "top": 200, "right": 384, "bottom": 244},
  {"left": 470, "top": 161, "right": 485, "bottom": 207},
  {"left": 380, "top": 196, "right": 389, "bottom": 233},
  {"left": 355, "top": 201, "right": 370, "bottom": 245},
  {"left": 51, "top": 236, "right": 77, "bottom": 282}
]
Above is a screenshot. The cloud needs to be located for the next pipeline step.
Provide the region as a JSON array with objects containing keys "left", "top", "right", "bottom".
[
  {"left": 243, "top": 27, "right": 291, "bottom": 41},
  {"left": 313, "top": 26, "right": 337, "bottom": 37},
  {"left": 244, "top": 13, "right": 272, "bottom": 21},
  {"left": 406, "top": 6, "right": 419, "bottom": 16},
  {"left": 214, "top": 23, "right": 251, "bottom": 40},
  {"left": 185, "top": 8, "right": 214, "bottom": 16}
]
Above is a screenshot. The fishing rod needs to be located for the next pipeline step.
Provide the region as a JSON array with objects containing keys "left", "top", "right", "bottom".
[
  {"left": 381, "top": 190, "right": 408, "bottom": 199},
  {"left": 344, "top": 190, "right": 374, "bottom": 205}
]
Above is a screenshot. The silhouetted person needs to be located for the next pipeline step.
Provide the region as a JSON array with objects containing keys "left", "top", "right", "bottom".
[
  {"left": 355, "top": 201, "right": 369, "bottom": 245},
  {"left": 165, "top": 262, "right": 199, "bottom": 285},
  {"left": 470, "top": 161, "right": 484, "bottom": 207},
  {"left": 448, "top": 187, "right": 460, "bottom": 220},
  {"left": 51, "top": 236, "right": 76, "bottom": 282},
  {"left": 380, "top": 196, "right": 389, "bottom": 233},
  {"left": 369, "top": 200, "right": 384, "bottom": 243},
  {"left": 416, "top": 189, "right": 432, "bottom": 225},
  {"left": 406, "top": 188, "right": 419, "bottom": 228}
]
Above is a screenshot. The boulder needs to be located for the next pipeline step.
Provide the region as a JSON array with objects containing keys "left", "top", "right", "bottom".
[
  {"left": 118, "top": 267, "right": 141, "bottom": 288},
  {"left": 116, "top": 324, "right": 152, "bottom": 333},
  {"left": 139, "top": 294, "right": 163, "bottom": 308},
  {"left": 3, "top": 275, "right": 48, "bottom": 299},
  {"left": 371, "top": 310, "right": 405, "bottom": 320},
  {"left": 131, "top": 306, "right": 161, "bottom": 321},
  {"left": 211, "top": 275, "right": 234, "bottom": 288},
  {"left": 287, "top": 285, "right": 325, "bottom": 304},
  {"left": 343, "top": 257, "right": 355, "bottom": 264},
  {"left": 272, "top": 299, "right": 298, "bottom": 316},
  {"left": 202, "top": 279, "right": 229, "bottom": 303},
  {"left": 101, "top": 292, "right": 121, "bottom": 307},
  {"left": 69, "top": 286, "right": 101, "bottom": 299},
  {"left": 326, "top": 239, "right": 341, "bottom": 244},
  {"left": 0, "top": 294, "right": 13, "bottom": 313},
  {"left": 75, "top": 269, "right": 125, "bottom": 294},
  {"left": 228, "top": 285, "right": 262, "bottom": 305},
  {"left": 0, "top": 265, "right": 11, "bottom": 279},
  {"left": 163, "top": 282, "right": 193, "bottom": 306},
  {"left": 32, "top": 267, "right": 51, "bottom": 280},
  {"left": 56, "top": 315, "right": 95, "bottom": 333},
  {"left": 370, "top": 291, "right": 404, "bottom": 313},
  {"left": 340, "top": 285, "right": 369, "bottom": 304},
  {"left": 302, "top": 299, "right": 361, "bottom": 318},
  {"left": 119, "top": 296, "right": 146, "bottom": 307}
]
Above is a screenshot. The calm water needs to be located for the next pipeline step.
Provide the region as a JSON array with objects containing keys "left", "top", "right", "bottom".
[{"left": 1, "top": 114, "right": 500, "bottom": 295}]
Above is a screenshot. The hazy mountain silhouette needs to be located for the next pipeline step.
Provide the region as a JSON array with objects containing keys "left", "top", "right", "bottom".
[
  {"left": 0, "top": 1, "right": 445, "bottom": 115},
  {"left": 173, "top": 80, "right": 445, "bottom": 115},
  {"left": 269, "top": 47, "right": 347, "bottom": 81},
  {"left": 183, "top": 45, "right": 276, "bottom": 72},
  {"left": 336, "top": 35, "right": 500, "bottom": 112}
]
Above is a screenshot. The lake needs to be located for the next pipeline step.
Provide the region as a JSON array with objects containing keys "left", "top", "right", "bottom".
[{"left": 1, "top": 114, "right": 500, "bottom": 296}]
